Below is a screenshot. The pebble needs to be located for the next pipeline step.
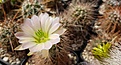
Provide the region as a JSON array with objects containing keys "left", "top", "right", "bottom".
[
  {"left": 16, "top": 58, "right": 20, "bottom": 64},
  {"left": 32, "top": 60, "right": 35, "bottom": 63},
  {"left": 68, "top": 54, "right": 73, "bottom": 59},
  {"left": 11, "top": 62, "right": 16, "bottom": 65},
  {"left": 0, "top": 48, "right": 22, "bottom": 65},
  {"left": 26, "top": 62, "right": 29, "bottom": 65},
  {"left": 9, "top": 59, "right": 13, "bottom": 63},
  {"left": 3, "top": 57, "right": 9, "bottom": 61},
  {"left": 0, "top": 55, "right": 5, "bottom": 58},
  {"left": 72, "top": 44, "right": 76, "bottom": 47},
  {"left": 16, "top": 61, "right": 20, "bottom": 64},
  {"left": 16, "top": 58, "right": 19, "bottom": 61},
  {"left": 0, "top": 48, "right": 3, "bottom": 53}
]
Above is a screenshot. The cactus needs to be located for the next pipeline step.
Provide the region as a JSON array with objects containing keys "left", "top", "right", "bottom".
[
  {"left": 98, "top": 5, "right": 121, "bottom": 42},
  {"left": 22, "top": 0, "right": 43, "bottom": 18},
  {"left": 102, "top": 0, "right": 121, "bottom": 6},
  {"left": 0, "top": 20, "right": 20, "bottom": 51},
  {"left": 61, "top": 0, "right": 98, "bottom": 26}
]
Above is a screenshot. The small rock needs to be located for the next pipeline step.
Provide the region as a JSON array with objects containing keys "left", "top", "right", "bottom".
[
  {"left": 25, "top": 62, "right": 29, "bottom": 65},
  {"left": 72, "top": 44, "right": 77, "bottom": 47},
  {"left": 16, "top": 61, "right": 20, "bottom": 64},
  {"left": 0, "top": 48, "right": 3, "bottom": 53},
  {"left": 32, "top": 60, "right": 35, "bottom": 63},
  {"left": 16, "top": 58, "right": 19, "bottom": 61},
  {"left": 16, "top": 58, "right": 20, "bottom": 64},
  {"left": 68, "top": 54, "right": 73, "bottom": 59},
  {"left": 9, "top": 59, "right": 13, "bottom": 63},
  {"left": 11, "top": 62, "right": 16, "bottom": 65},
  {"left": 73, "top": 56, "right": 77, "bottom": 60},
  {"left": 1, "top": 55, "right": 5, "bottom": 58},
  {"left": 3, "top": 57, "right": 9, "bottom": 61}
]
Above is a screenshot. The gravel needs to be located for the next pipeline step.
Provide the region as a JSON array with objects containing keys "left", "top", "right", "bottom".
[{"left": 0, "top": 48, "right": 21, "bottom": 65}]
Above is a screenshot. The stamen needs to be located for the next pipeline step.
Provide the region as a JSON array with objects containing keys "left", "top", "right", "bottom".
[{"left": 34, "top": 30, "right": 49, "bottom": 43}]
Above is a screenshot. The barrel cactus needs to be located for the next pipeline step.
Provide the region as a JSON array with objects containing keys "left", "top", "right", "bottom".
[{"left": 22, "top": 0, "right": 43, "bottom": 18}]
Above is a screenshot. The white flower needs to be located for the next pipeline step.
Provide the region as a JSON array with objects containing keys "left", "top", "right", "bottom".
[{"left": 15, "top": 13, "right": 66, "bottom": 53}]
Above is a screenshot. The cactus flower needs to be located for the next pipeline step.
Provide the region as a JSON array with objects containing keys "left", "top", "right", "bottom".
[{"left": 15, "top": 13, "right": 66, "bottom": 53}]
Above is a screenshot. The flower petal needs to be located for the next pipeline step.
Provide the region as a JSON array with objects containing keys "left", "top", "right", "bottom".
[
  {"left": 41, "top": 13, "right": 49, "bottom": 23},
  {"left": 14, "top": 45, "right": 25, "bottom": 50},
  {"left": 24, "top": 18, "right": 33, "bottom": 27},
  {"left": 44, "top": 17, "right": 52, "bottom": 33},
  {"left": 15, "top": 32, "right": 34, "bottom": 40},
  {"left": 43, "top": 41, "right": 52, "bottom": 50},
  {"left": 49, "top": 38, "right": 60, "bottom": 44},
  {"left": 54, "top": 28, "right": 66, "bottom": 35},
  {"left": 49, "top": 34, "right": 60, "bottom": 39},
  {"left": 29, "top": 44, "right": 44, "bottom": 52},
  {"left": 15, "top": 32, "right": 26, "bottom": 38},
  {"left": 15, "top": 32, "right": 35, "bottom": 43},
  {"left": 40, "top": 13, "right": 49, "bottom": 32},
  {"left": 15, "top": 32, "right": 31, "bottom": 38},
  {"left": 49, "top": 23, "right": 61, "bottom": 34},
  {"left": 24, "top": 18, "right": 37, "bottom": 32},
  {"left": 51, "top": 17, "right": 59, "bottom": 26},
  {"left": 18, "top": 38, "right": 34, "bottom": 43},
  {"left": 31, "top": 15, "right": 40, "bottom": 31},
  {"left": 21, "top": 24, "right": 35, "bottom": 36},
  {"left": 22, "top": 42, "right": 36, "bottom": 49},
  {"left": 39, "top": 13, "right": 44, "bottom": 20}
]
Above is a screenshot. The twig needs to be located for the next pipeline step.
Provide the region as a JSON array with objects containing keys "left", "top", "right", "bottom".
[
  {"left": 55, "top": 1, "right": 59, "bottom": 16},
  {"left": 12, "top": 9, "right": 21, "bottom": 22},
  {"left": 1, "top": 4, "right": 6, "bottom": 22},
  {"left": 8, "top": 37, "right": 14, "bottom": 52}
]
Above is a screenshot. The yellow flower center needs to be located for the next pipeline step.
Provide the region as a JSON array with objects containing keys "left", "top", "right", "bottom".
[{"left": 34, "top": 30, "right": 49, "bottom": 43}]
